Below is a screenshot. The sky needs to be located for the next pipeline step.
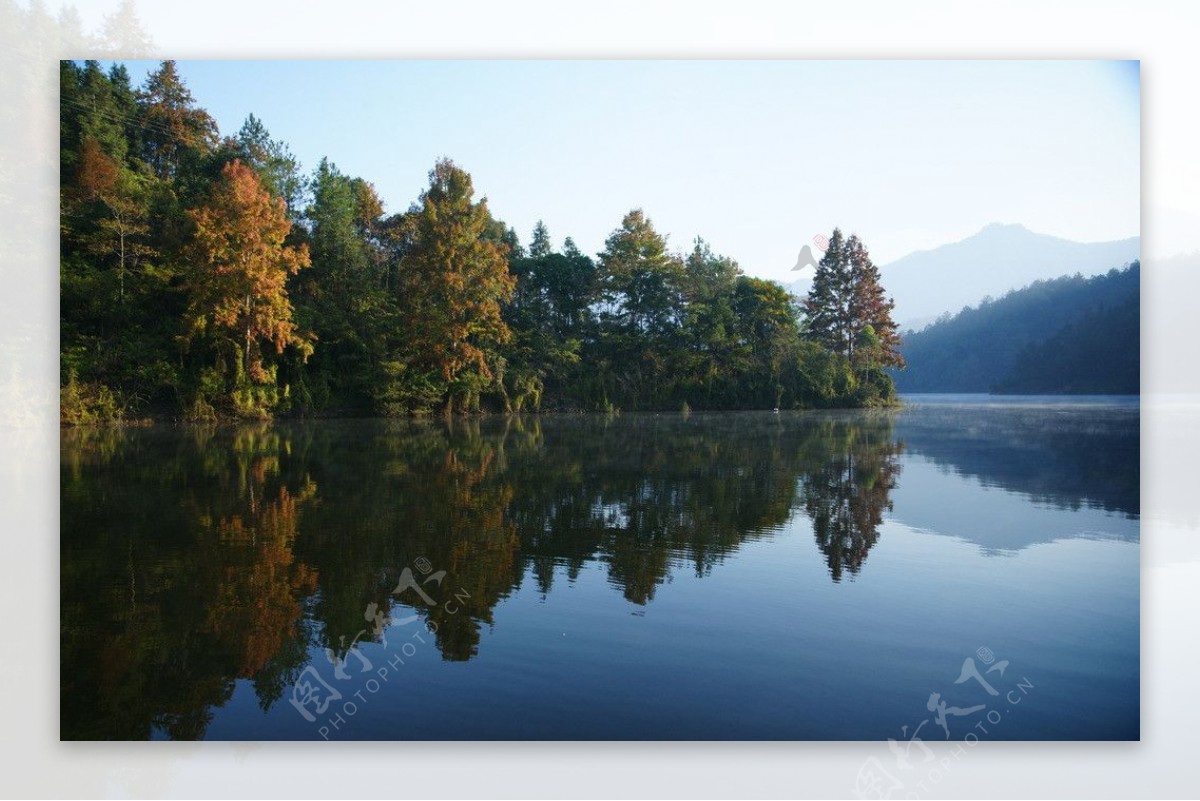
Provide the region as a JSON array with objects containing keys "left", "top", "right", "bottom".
[{"left": 106, "top": 59, "right": 1140, "bottom": 282}]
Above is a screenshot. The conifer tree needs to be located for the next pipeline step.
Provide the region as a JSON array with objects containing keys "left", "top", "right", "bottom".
[
  {"left": 803, "top": 228, "right": 853, "bottom": 358},
  {"left": 390, "top": 159, "right": 515, "bottom": 412},
  {"left": 804, "top": 229, "right": 901, "bottom": 368},
  {"left": 529, "top": 219, "right": 553, "bottom": 258},
  {"left": 184, "top": 159, "right": 311, "bottom": 390},
  {"left": 847, "top": 235, "right": 904, "bottom": 368},
  {"left": 137, "top": 60, "right": 217, "bottom": 179}
]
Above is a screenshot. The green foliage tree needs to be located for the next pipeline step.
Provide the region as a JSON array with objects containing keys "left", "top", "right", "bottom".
[
  {"left": 500, "top": 222, "right": 593, "bottom": 411},
  {"left": 591, "top": 210, "right": 687, "bottom": 407},
  {"left": 678, "top": 238, "right": 741, "bottom": 404},
  {"left": 233, "top": 114, "right": 305, "bottom": 217},
  {"left": 732, "top": 276, "right": 802, "bottom": 408},
  {"left": 597, "top": 209, "right": 685, "bottom": 342},
  {"left": 60, "top": 60, "right": 182, "bottom": 415},
  {"left": 803, "top": 228, "right": 853, "bottom": 358},
  {"left": 74, "top": 138, "right": 154, "bottom": 304},
  {"left": 60, "top": 60, "right": 137, "bottom": 173},
  {"left": 291, "top": 158, "right": 389, "bottom": 411},
  {"left": 529, "top": 219, "right": 553, "bottom": 258}
]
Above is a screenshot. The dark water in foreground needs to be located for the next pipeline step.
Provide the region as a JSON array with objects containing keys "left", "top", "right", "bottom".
[{"left": 60, "top": 396, "right": 1139, "bottom": 740}]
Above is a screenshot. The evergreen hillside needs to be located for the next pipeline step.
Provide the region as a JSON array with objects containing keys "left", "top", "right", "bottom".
[{"left": 896, "top": 262, "right": 1139, "bottom": 394}]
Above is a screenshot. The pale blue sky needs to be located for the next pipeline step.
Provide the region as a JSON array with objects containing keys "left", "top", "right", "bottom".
[{"left": 107, "top": 59, "right": 1139, "bottom": 281}]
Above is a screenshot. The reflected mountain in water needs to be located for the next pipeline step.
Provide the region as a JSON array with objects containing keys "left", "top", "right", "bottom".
[
  {"left": 896, "top": 401, "right": 1138, "bottom": 516},
  {"left": 890, "top": 400, "right": 1139, "bottom": 553}
]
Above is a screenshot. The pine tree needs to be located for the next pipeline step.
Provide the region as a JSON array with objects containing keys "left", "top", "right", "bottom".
[
  {"left": 803, "top": 228, "right": 853, "bottom": 357},
  {"left": 803, "top": 229, "right": 901, "bottom": 368},
  {"left": 137, "top": 60, "right": 217, "bottom": 179},
  {"left": 529, "top": 220, "right": 553, "bottom": 258},
  {"left": 234, "top": 114, "right": 304, "bottom": 217}
]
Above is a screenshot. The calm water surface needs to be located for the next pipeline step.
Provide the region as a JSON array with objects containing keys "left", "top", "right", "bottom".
[{"left": 60, "top": 396, "right": 1139, "bottom": 740}]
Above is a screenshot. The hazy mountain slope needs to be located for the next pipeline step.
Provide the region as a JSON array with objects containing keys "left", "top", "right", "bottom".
[
  {"left": 881, "top": 223, "right": 1139, "bottom": 328},
  {"left": 995, "top": 292, "right": 1139, "bottom": 394},
  {"left": 895, "top": 263, "right": 1139, "bottom": 393}
]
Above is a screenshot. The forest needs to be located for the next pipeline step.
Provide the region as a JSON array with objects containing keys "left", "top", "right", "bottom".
[
  {"left": 896, "top": 263, "right": 1139, "bottom": 394},
  {"left": 60, "top": 60, "right": 902, "bottom": 423}
]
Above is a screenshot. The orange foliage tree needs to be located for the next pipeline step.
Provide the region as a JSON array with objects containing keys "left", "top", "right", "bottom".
[
  {"left": 390, "top": 159, "right": 516, "bottom": 413},
  {"left": 184, "top": 159, "right": 312, "bottom": 407}
]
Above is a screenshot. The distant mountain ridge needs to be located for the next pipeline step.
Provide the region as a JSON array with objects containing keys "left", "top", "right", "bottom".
[
  {"left": 883, "top": 223, "right": 1138, "bottom": 329},
  {"left": 894, "top": 263, "right": 1139, "bottom": 394},
  {"left": 787, "top": 224, "right": 1140, "bottom": 331}
]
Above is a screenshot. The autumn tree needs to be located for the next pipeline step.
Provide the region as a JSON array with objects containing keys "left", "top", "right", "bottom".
[
  {"left": 384, "top": 159, "right": 515, "bottom": 414},
  {"left": 183, "top": 159, "right": 311, "bottom": 415},
  {"left": 847, "top": 236, "right": 904, "bottom": 368}
]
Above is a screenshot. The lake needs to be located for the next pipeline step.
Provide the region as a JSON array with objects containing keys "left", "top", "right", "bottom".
[{"left": 60, "top": 395, "right": 1139, "bottom": 741}]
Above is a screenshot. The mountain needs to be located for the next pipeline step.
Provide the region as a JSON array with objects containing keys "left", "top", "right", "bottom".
[
  {"left": 884, "top": 223, "right": 1139, "bottom": 329},
  {"left": 894, "top": 263, "right": 1139, "bottom": 394},
  {"left": 787, "top": 224, "right": 1140, "bottom": 331}
]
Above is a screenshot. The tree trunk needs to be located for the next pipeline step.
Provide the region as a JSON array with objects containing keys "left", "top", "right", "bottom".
[
  {"left": 118, "top": 226, "right": 126, "bottom": 303},
  {"left": 244, "top": 294, "right": 253, "bottom": 377}
]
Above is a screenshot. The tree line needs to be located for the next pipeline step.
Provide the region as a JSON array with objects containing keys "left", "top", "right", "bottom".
[{"left": 61, "top": 60, "right": 903, "bottom": 422}]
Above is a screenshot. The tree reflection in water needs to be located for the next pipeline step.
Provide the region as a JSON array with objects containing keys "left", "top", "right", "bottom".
[{"left": 62, "top": 412, "right": 904, "bottom": 739}]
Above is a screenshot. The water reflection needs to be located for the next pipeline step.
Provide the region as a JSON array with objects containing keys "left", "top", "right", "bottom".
[
  {"left": 895, "top": 399, "right": 1139, "bottom": 518},
  {"left": 799, "top": 421, "right": 903, "bottom": 581},
  {"left": 60, "top": 402, "right": 1138, "bottom": 739},
  {"left": 61, "top": 424, "right": 320, "bottom": 740}
]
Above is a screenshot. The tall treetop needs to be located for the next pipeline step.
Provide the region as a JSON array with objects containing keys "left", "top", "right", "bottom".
[{"left": 137, "top": 60, "right": 218, "bottom": 178}]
